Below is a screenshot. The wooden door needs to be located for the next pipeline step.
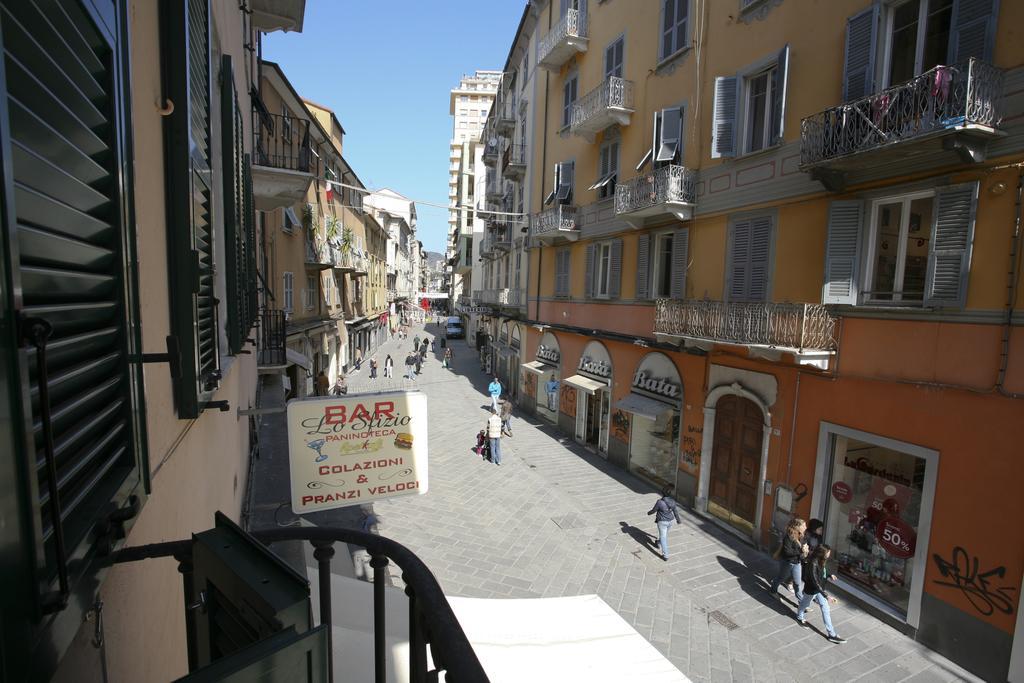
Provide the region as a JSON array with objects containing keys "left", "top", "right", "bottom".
[{"left": 709, "top": 395, "right": 764, "bottom": 525}]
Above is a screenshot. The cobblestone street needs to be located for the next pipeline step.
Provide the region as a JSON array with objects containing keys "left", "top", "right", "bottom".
[{"left": 336, "top": 322, "right": 981, "bottom": 683}]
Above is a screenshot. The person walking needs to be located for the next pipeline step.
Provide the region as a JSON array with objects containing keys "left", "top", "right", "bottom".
[
  {"left": 796, "top": 545, "right": 847, "bottom": 644},
  {"left": 445, "top": 347, "right": 453, "bottom": 367},
  {"left": 500, "top": 398, "right": 513, "bottom": 436},
  {"left": 369, "top": 356, "right": 378, "bottom": 379},
  {"left": 486, "top": 408, "right": 504, "bottom": 465},
  {"left": 415, "top": 351, "right": 423, "bottom": 375},
  {"left": 420, "top": 339, "right": 428, "bottom": 360},
  {"left": 647, "top": 486, "right": 683, "bottom": 561},
  {"left": 404, "top": 352, "right": 416, "bottom": 380},
  {"left": 331, "top": 375, "right": 347, "bottom": 396},
  {"left": 384, "top": 354, "right": 394, "bottom": 378},
  {"left": 354, "top": 347, "right": 363, "bottom": 371},
  {"left": 804, "top": 518, "right": 825, "bottom": 552},
  {"left": 413, "top": 335, "right": 420, "bottom": 350},
  {"left": 488, "top": 377, "right": 502, "bottom": 412},
  {"left": 315, "top": 370, "right": 330, "bottom": 397},
  {"left": 770, "top": 517, "right": 810, "bottom": 602}
]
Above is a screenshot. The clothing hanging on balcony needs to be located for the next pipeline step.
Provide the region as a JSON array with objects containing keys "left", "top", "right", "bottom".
[{"left": 931, "top": 66, "right": 952, "bottom": 102}]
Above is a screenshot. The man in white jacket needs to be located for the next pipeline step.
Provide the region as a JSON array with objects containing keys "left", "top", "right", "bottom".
[{"left": 486, "top": 408, "right": 504, "bottom": 466}]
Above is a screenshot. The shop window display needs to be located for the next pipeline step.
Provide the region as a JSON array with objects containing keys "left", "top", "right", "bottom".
[
  {"left": 628, "top": 410, "right": 680, "bottom": 490},
  {"left": 823, "top": 435, "right": 926, "bottom": 616}
]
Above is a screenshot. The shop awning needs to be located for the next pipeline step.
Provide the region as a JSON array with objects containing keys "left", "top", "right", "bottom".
[
  {"left": 615, "top": 393, "right": 675, "bottom": 420},
  {"left": 521, "top": 361, "right": 549, "bottom": 375},
  {"left": 564, "top": 374, "right": 607, "bottom": 395},
  {"left": 286, "top": 348, "right": 311, "bottom": 370}
]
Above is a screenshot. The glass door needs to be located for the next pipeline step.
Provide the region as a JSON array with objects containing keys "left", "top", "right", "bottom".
[{"left": 598, "top": 388, "right": 610, "bottom": 455}]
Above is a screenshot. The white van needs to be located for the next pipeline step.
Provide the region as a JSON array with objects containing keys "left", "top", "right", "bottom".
[{"left": 445, "top": 316, "right": 464, "bottom": 339}]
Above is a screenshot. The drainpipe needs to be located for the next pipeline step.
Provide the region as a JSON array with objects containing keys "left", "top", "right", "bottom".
[{"left": 997, "top": 165, "right": 1024, "bottom": 396}]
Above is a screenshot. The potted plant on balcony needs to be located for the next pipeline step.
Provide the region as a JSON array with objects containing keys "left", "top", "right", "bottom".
[{"left": 302, "top": 203, "right": 314, "bottom": 232}]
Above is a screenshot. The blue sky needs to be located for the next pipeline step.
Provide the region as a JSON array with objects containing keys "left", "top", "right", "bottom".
[{"left": 264, "top": 0, "right": 526, "bottom": 254}]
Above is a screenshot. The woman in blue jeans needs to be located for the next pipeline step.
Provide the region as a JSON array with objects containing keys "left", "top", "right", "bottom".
[
  {"left": 797, "top": 544, "right": 847, "bottom": 644},
  {"left": 770, "top": 517, "right": 809, "bottom": 602},
  {"left": 647, "top": 486, "right": 683, "bottom": 561}
]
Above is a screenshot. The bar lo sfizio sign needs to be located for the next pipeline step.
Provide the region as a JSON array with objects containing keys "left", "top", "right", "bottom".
[{"left": 287, "top": 391, "right": 428, "bottom": 513}]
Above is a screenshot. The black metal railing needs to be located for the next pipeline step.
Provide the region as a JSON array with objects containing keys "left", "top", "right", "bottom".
[
  {"left": 252, "top": 110, "right": 322, "bottom": 175},
  {"left": 258, "top": 309, "right": 286, "bottom": 367},
  {"left": 109, "top": 526, "right": 489, "bottom": 683}
]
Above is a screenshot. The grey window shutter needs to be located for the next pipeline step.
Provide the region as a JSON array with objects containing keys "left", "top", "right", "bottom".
[
  {"left": 636, "top": 233, "right": 651, "bottom": 300},
  {"left": 843, "top": 5, "right": 879, "bottom": 102},
  {"left": 657, "top": 108, "right": 683, "bottom": 162},
  {"left": 712, "top": 76, "right": 737, "bottom": 158},
  {"left": 925, "top": 182, "right": 978, "bottom": 308},
  {"left": 948, "top": 0, "right": 998, "bottom": 63},
  {"left": 585, "top": 243, "right": 596, "bottom": 298},
  {"left": 748, "top": 216, "right": 773, "bottom": 302},
  {"left": 772, "top": 44, "right": 790, "bottom": 143},
  {"left": 823, "top": 201, "right": 864, "bottom": 305},
  {"left": 609, "top": 239, "right": 623, "bottom": 298},
  {"left": 728, "top": 219, "right": 752, "bottom": 301},
  {"left": 670, "top": 229, "right": 689, "bottom": 299}
]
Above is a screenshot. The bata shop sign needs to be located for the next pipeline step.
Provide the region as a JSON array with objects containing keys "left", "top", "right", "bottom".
[
  {"left": 631, "top": 352, "right": 682, "bottom": 403},
  {"left": 287, "top": 391, "right": 429, "bottom": 513},
  {"left": 577, "top": 340, "right": 612, "bottom": 380},
  {"left": 537, "top": 345, "right": 560, "bottom": 365}
]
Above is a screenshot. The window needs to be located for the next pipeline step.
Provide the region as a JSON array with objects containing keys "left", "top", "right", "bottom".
[
  {"left": 586, "top": 239, "right": 623, "bottom": 299},
  {"left": 660, "top": 0, "right": 688, "bottom": 60},
  {"left": 596, "top": 242, "right": 612, "bottom": 296},
  {"left": 590, "top": 140, "right": 618, "bottom": 199},
  {"left": 727, "top": 214, "right": 773, "bottom": 302},
  {"left": 867, "top": 194, "right": 933, "bottom": 303},
  {"left": 883, "top": 0, "right": 953, "bottom": 88},
  {"left": 605, "top": 36, "right": 624, "bottom": 79},
  {"left": 284, "top": 272, "right": 295, "bottom": 312},
  {"left": 638, "top": 106, "right": 685, "bottom": 170},
  {"left": 515, "top": 248, "right": 522, "bottom": 287},
  {"left": 653, "top": 233, "right": 674, "bottom": 298},
  {"left": 522, "top": 53, "right": 529, "bottom": 89},
  {"left": 460, "top": 95, "right": 469, "bottom": 102},
  {"left": 711, "top": 45, "right": 789, "bottom": 158},
  {"left": 546, "top": 161, "right": 575, "bottom": 205},
  {"left": 562, "top": 74, "right": 578, "bottom": 128},
  {"left": 555, "top": 248, "right": 571, "bottom": 297},
  {"left": 283, "top": 206, "right": 299, "bottom": 233}
]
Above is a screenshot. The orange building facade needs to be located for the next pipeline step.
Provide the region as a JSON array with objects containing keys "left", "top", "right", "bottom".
[{"left": 485, "top": 0, "right": 1024, "bottom": 679}]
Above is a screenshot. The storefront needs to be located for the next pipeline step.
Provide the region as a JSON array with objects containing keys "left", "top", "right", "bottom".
[
  {"left": 616, "top": 352, "right": 683, "bottom": 491},
  {"left": 809, "top": 423, "right": 939, "bottom": 627},
  {"left": 507, "top": 324, "right": 521, "bottom": 401},
  {"left": 521, "top": 331, "right": 560, "bottom": 423},
  {"left": 564, "top": 341, "right": 612, "bottom": 456}
]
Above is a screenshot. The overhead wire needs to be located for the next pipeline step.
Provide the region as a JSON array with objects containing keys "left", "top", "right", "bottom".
[{"left": 321, "top": 178, "right": 529, "bottom": 218}]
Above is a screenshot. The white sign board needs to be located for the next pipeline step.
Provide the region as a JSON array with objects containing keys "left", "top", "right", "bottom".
[{"left": 287, "top": 391, "right": 428, "bottom": 513}]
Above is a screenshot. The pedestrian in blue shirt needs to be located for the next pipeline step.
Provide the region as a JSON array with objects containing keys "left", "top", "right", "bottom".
[
  {"left": 647, "top": 486, "right": 683, "bottom": 561},
  {"left": 488, "top": 377, "right": 502, "bottom": 411}
]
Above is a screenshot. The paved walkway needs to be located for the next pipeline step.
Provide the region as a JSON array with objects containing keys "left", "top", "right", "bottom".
[{"left": 347, "top": 323, "right": 978, "bottom": 683}]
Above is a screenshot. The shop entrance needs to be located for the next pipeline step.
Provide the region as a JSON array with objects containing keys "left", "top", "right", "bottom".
[
  {"left": 575, "top": 388, "right": 609, "bottom": 454},
  {"left": 708, "top": 395, "right": 763, "bottom": 534}
]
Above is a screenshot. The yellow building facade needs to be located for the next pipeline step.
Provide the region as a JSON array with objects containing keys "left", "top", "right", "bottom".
[{"left": 515, "top": 1, "right": 1024, "bottom": 679}]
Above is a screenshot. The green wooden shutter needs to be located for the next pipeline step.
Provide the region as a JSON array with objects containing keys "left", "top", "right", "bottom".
[
  {"left": 165, "top": 0, "right": 220, "bottom": 418},
  {"left": 823, "top": 200, "right": 864, "bottom": 305},
  {"left": 670, "top": 228, "right": 689, "bottom": 299},
  {"left": 0, "top": 0, "right": 144, "bottom": 620},
  {"left": 925, "top": 182, "right": 978, "bottom": 308},
  {"left": 243, "top": 155, "right": 258, "bottom": 325},
  {"left": 636, "top": 233, "right": 651, "bottom": 300}
]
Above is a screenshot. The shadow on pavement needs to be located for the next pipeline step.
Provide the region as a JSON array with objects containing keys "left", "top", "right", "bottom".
[
  {"left": 716, "top": 555, "right": 806, "bottom": 620},
  {"left": 619, "top": 521, "right": 662, "bottom": 558}
]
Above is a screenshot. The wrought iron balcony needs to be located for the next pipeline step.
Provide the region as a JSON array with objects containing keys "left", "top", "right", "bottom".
[
  {"left": 503, "top": 143, "right": 527, "bottom": 179},
  {"left": 488, "top": 221, "right": 512, "bottom": 252},
  {"left": 330, "top": 245, "right": 356, "bottom": 272},
  {"left": 615, "top": 164, "right": 697, "bottom": 226},
  {"left": 537, "top": 8, "right": 588, "bottom": 71},
  {"left": 654, "top": 299, "right": 837, "bottom": 355},
  {"left": 507, "top": 287, "right": 525, "bottom": 308},
  {"left": 459, "top": 294, "right": 473, "bottom": 306},
  {"left": 571, "top": 76, "right": 634, "bottom": 141},
  {"left": 480, "top": 288, "right": 510, "bottom": 305},
  {"left": 472, "top": 290, "right": 483, "bottom": 304},
  {"left": 485, "top": 170, "right": 503, "bottom": 201},
  {"left": 110, "top": 522, "right": 487, "bottom": 683},
  {"left": 531, "top": 205, "right": 578, "bottom": 244},
  {"left": 482, "top": 137, "right": 500, "bottom": 166},
  {"left": 305, "top": 237, "right": 331, "bottom": 269},
  {"left": 800, "top": 58, "right": 1003, "bottom": 189},
  {"left": 257, "top": 309, "right": 286, "bottom": 369},
  {"left": 251, "top": 110, "right": 320, "bottom": 210},
  {"left": 495, "top": 95, "right": 516, "bottom": 134}
]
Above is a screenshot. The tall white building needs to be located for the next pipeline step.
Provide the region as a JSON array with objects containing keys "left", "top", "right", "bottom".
[
  {"left": 363, "top": 188, "right": 418, "bottom": 312},
  {"left": 447, "top": 70, "right": 501, "bottom": 303}
]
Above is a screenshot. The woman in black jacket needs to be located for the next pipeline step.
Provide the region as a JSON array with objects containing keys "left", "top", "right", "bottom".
[
  {"left": 797, "top": 544, "right": 846, "bottom": 644},
  {"left": 769, "top": 517, "right": 809, "bottom": 602}
]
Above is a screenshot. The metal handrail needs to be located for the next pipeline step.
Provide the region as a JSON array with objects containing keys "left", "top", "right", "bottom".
[
  {"left": 531, "top": 205, "right": 577, "bottom": 237},
  {"left": 615, "top": 164, "right": 697, "bottom": 214},
  {"left": 252, "top": 110, "right": 322, "bottom": 175},
  {"left": 654, "top": 299, "right": 837, "bottom": 351},
  {"left": 110, "top": 526, "right": 489, "bottom": 683},
  {"left": 571, "top": 76, "right": 634, "bottom": 129},
  {"left": 258, "top": 309, "right": 286, "bottom": 366},
  {"left": 538, "top": 8, "right": 587, "bottom": 64},
  {"left": 800, "top": 58, "right": 1003, "bottom": 166}
]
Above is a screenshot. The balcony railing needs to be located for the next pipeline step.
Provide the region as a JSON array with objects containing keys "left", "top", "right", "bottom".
[
  {"left": 507, "top": 287, "right": 525, "bottom": 307},
  {"left": 257, "top": 309, "right": 286, "bottom": 367},
  {"left": 496, "top": 94, "right": 516, "bottom": 133},
  {"left": 488, "top": 221, "right": 512, "bottom": 251},
  {"left": 537, "top": 8, "right": 588, "bottom": 71},
  {"left": 110, "top": 525, "right": 487, "bottom": 683},
  {"left": 615, "top": 164, "right": 697, "bottom": 223},
  {"left": 571, "top": 76, "right": 634, "bottom": 139},
  {"left": 485, "top": 171, "right": 502, "bottom": 200},
  {"left": 306, "top": 237, "right": 331, "bottom": 268},
  {"left": 253, "top": 111, "right": 320, "bottom": 175},
  {"left": 472, "top": 290, "right": 482, "bottom": 304},
  {"left": 480, "top": 288, "right": 510, "bottom": 305},
  {"left": 800, "top": 58, "right": 1003, "bottom": 169},
  {"left": 458, "top": 294, "right": 472, "bottom": 306},
  {"left": 503, "top": 143, "right": 527, "bottom": 179},
  {"left": 531, "top": 205, "right": 578, "bottom": 242},
  {"left": 654, "top": 299, "right": 837, "bottom": 352}
]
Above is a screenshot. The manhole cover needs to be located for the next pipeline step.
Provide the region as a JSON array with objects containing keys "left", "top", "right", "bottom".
[{"left": 708, "top": 610, "right": 739, "bottom": 631}]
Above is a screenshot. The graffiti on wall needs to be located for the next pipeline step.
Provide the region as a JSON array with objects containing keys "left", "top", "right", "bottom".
[
  {"left": 560, "top": 384, "right": 577, "bottom": 418},
  {"left": 523, "top": 371, "right": 537, "bottom": 398},
  {"left": 611, "top": 410, "right": 630, "bottom": 442},
  {"left": 680, "top": 423, "right": 702, "bottom": 471},
  {"left": 932, "top": 546, "right": 1017, "bottom": 617}
]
